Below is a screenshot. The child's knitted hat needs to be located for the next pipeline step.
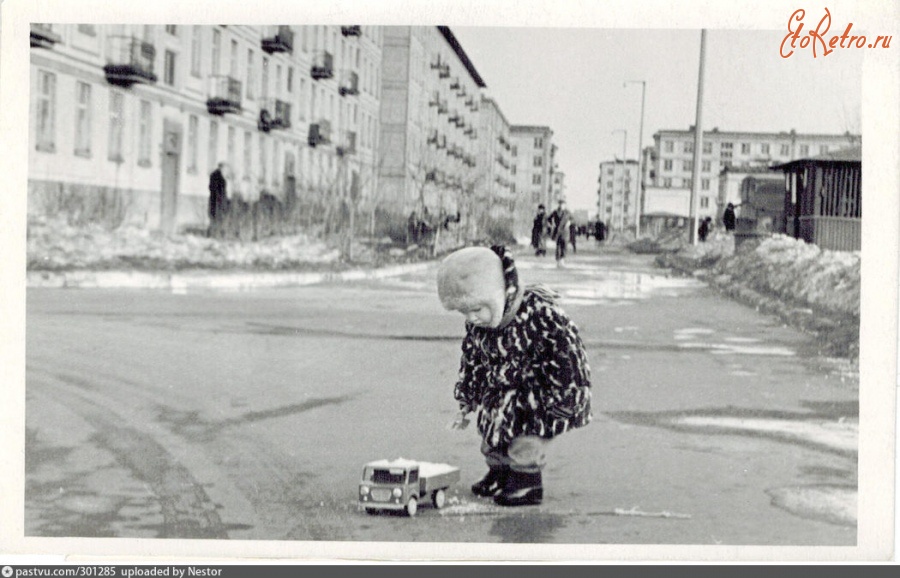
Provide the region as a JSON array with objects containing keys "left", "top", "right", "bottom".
[{"left": 437, "top": 246, "right": 507, "bottom": 327}]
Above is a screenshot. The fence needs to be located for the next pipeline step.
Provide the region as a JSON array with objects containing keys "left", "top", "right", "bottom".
[{"left": 799, "top": 216, "right": 861, "bottom": 252}]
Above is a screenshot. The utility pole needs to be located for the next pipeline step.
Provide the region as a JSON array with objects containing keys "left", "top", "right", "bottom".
[
  {"left": 689, "top": 30, "right": 708, "bottom": 245},
  {"left": 625, "top": 80, "right": 647, "bottom": 237}
]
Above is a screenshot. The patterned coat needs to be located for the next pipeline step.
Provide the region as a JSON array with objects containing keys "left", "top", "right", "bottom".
[{"left": 453, "top": 246, "right": 592, "bottom": 449}]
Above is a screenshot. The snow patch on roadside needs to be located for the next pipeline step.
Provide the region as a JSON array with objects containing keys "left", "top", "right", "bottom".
[{"left": 675, "top": 416, "right": 858, "bottom": 454}]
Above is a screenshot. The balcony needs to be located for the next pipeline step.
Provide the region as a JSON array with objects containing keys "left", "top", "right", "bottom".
[
  {"left": 449, "top": 78, "right": 460, "bottom": 90},
  {"left": 428, "top": 91, "right": 441, "bottom": 108},
  {"left": 427, "top": 130, "right": 439, "bottom": 146},
  {"left": 103, "top": 36, "right": 157, "bottom": 87},
  {"left": 448, "top": 110, "right": 459, "bottom": 125},
  {"left": 261, "top": 26, "right": 294, "bottom": 54},
  {"left": 438, "top": 63, "right": 450, "bottom": 78},
  {"left": 258, "top": 98, "right": 291, "bottom": 132},
  {"left": 341, "top": 26, "right": 362, "bottom": 37},
  {"left": 337, "top": 131, "right": 357, "bottom": 156},
  {"left": 308, "top": 120, "right": 332, "bottom": 147},
  {"left": 435, "top": 135, "right": 447, "bottom": 150},
  {"left": 31, "top": 24, "right": 61, "bottom": 49},
  {"left": 437, "top": 100, "right": 448, "bottom": 114},
  {"left": 311, "top": 51, "right": 333, "bottom": 80},
  {"left": 456, "top": 86, "right": 466, "bottom": 98},
  {"left": 339, "top": 71, "right": 359, "bottom": 96},
  {"left": 206, "top": 75, "right": 242, "bottom": 115}
]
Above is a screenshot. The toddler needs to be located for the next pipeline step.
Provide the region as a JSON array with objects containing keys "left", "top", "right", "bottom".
[{"left": 437, "top": 245, "right": 592, "bottom": 506}]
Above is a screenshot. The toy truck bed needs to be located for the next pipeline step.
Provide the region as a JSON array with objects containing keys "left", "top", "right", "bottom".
[{"left": 418, "top": 462, "right": 461, "bottom": 494}]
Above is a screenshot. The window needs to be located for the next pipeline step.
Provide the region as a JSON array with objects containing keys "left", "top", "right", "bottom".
[
  {"left": 684, "top": 178, "right": 692, "bottom": 190},
  {"left": 77, "top": 24, "right": 96, "bottom": 36},
  {"left": 741, "top": 142, "right": 750, "bottom": 154},
  {"left": 35, "top": 71, "right": 56, "bottom": 152},
  {"left": 208, "top": 119, "right": 218, "bottom": 172},
  {"left": 799, "top": 144, "right": 809, "bottom": 156},
  {"left": 663, "top": 178, "right": 672, "bottom": 188},
  {"left": 533, "top": 156, "right": 542, "bottom": 167},
  {"left": 243, "top": 131, "right": 252, "bottom": 180},
  {"left": 720, "top": 142, "right": 733, "bottom": 150},
  {"left": 190, "top": 27, "right": 202, "bottom": 77},
  {"left": 606, "top": 181, "right": 613, "bottom": 190},
  {"left": 820, "top": 145, "right": 829, "bottom": 154},
  {"left": 165, "top": 25, "right": 177, "bottom": 36},
  {"left": 107, "top": 90, "right": 124, "bottom": 162},
  {"left": 532, "top": 174, "right": 542, "bottom": 185},
  {"left": 302, "top": 26, "right": 308, "bottom": 52},
  {"left": 761, "top": 143, "right": 770, "bottom": 155},
  {"left": 138, "top": 99, "right": 152, "bottom": 166},
  {"left": 721, "top": 150, "right": 733, "bottom": 159},
  {"left": 187, "top": 115, "right": 198, "bottom": 173},
  {"left": 534, "top": 137, "right": 543, "bottom": 148},
  {"left": 230, "top": 40, "right": 239, "bottom": 78},
  {"left": 227, "top": 126, "right": 236, "bottom": 169},
  {"left": 683, "top": 160, "right": 693, "bottom": 172},
  {"left": 664, "top": 140, "right": 673, "bottom": 152},
  {"left": 164, "top": 50, "right": 176, "bottom": 86},
  {"left": 780, "top": 144, "right": 790, "bottom": 156},
  {"left": 298, "top": 78, "right": 306, "bottom": 120},
  {"left": 74, "top": 81, "right": 91, "bottom": 156},
  {"left": 663, "top": 159, "right": 673, "bottom": 171},
  {"left": 261, "top": 56, "right": 269, "bottom": 99},
  {"left": 703, "top": 142, "right": 712, "bottom": 154},
  {"left": 607, "top": 167, "right": 614, "bottom": 176},
  {"left": 259, "top": 134, "right": 267, "bottom": 183},
  {"left": 701, "top": 178, "right": 710, "bottom": 190},
  {"left": 276, "top": 64, "right": 282, "bottom": 96},
  {"left": 212, "top": 29, "right": 221, "bottom": 75},
  {"left": 246, "top": 49, "right": 255, "bottom": 100},
  {"left": 702, "top": 160, "right": 711, "bottom": 173},
  {"left": 700, "top": 197, "right": 709, "bottom": 209},
  {"left": 287, "top": 67, "right": 294, "bottom": 93},
  {"left": 684, "top": 141, "right": 693, "bottom": 153}
]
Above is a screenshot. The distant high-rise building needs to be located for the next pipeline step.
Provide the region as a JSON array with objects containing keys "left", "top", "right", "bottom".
[
  {"left": 510, "top": 125, "right": 553, "bottom": 234},
  {"left": 597, "top": 159, "right": 639, "bottom": 230},
  {"left": 476, "top": 96, "right": 515, "bottom": 235}
]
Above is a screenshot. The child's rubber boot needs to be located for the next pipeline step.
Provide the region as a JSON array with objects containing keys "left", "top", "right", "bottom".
[
  {"left": 471, "top": 465, "right": 509, "bottom": 497},
  {"left": 494, "top": 470, "right": 543, "bottom": 506}
]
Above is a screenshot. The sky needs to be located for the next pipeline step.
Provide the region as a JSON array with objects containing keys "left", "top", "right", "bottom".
[{"left": 451, "top": 27, "right": 863, "bottom": 213}]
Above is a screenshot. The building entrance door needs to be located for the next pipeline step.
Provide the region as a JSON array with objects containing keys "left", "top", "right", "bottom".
[{"left": 160, "top": 120, "right": 183, "bottom": 235}]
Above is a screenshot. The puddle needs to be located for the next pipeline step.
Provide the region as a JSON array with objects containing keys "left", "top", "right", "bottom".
[{"left": 677, "top": 342, "right": 796, "bottom": 357}]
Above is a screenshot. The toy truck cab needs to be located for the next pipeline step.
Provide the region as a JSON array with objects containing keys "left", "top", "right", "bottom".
[{"left": 358, "top": 458, "right": 460, "bottom": 517}]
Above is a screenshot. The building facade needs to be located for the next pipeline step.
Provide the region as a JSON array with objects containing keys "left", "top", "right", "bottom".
[
  {"left": 510, "top": 125, "right": 553, "bottom": 234},
  {"left": 649, "top": 127, "right": 860, "bottom": 221},
  {"left": 597, "top": 159, "right": 638, "bottom": 231},
  {"left": 378, "top": 26, "right": 484, "bottom": 236},
  {"left": 28, "top": 24, "right": 384, "bottom": 233},
  {"left": 475, "top": 96, "right": 515, "bottom": 232}
]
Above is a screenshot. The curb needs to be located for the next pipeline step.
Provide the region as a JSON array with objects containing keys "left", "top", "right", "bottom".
[{"left": 26, "top": 262, "right": 433, "bottom": 290}]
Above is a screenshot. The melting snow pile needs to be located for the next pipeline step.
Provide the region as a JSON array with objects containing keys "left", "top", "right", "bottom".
[{"left": 27, "top": 216, "right": 343, "bottom": 271}]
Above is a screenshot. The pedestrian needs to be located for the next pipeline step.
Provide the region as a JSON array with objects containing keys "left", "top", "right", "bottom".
[
  {"left": 569, "top": 219, "right": 577, "bottom": 254},
  {"left": 547, "top": 198, "right": 572, "bottom": 267},
  {"left": 594, "top": 220, "right": 606, "bottom": 244},
  {"left": 437, "top": 245, "right": 592, "bottom": 506},
  {"left": 698, "top": 216, "right": 712, "bottom": 242},
  {"left": 531, "top": 204, "right": 547, "bottom": 256},
  {"left": 723, "top": 203, "right": 737, "bottom": 232},
  {"left": 408, "top": 210, "right": 419, "bottom": 245},
  {"left": 208, "top": 162, "right": 229, "bottom": 238}
]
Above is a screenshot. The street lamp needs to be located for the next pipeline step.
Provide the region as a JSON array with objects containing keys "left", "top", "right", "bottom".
[
  {"left": 625, "top": 80, "right": 647, "bottom": 237},
  {"left": 611, "top": 129, "right": 627, "bottom": 231}
]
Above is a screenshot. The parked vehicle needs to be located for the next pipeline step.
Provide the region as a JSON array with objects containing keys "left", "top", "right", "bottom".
[{"left": 358, "top": 458, "right": 460, "bottom": 517}]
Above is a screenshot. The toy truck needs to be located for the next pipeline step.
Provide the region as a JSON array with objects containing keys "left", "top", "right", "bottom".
[{"left": 358, "top": 458, "right": 460, "bottom": 517}]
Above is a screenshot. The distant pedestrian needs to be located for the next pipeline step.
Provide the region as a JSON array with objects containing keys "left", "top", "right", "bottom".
[
  {"left": 698, "top": 216, "right": 712, "bottom": 242},
  {"left": 208, "top": 162, "right": 229, "bottom": 238},
  {"left": 569, "top": 220, "right": 577, "bottom": 254},
  {"left": 594, "top": 220, "right": 606, "bottom": 243},
  {"left": 723, "top": 203, "right": 737, "bottom": 232},
  {"left": 437, "top": 245, "right": 592, "bottom": 507},
  {"left": 531, "top": 205, "right": 548, "bottom": 256},
  {"left": 408, "top": 210, "right": 419, "bottom": 245},
  {"left": 547, "top": 198, "right": 572, "bottom": 267}
]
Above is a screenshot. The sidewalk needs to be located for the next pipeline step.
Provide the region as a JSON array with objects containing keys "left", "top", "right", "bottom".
[{"left": 26, "top": 262, "right": 433, "bottom": 290}]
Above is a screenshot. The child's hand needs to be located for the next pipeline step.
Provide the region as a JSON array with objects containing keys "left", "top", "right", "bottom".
[{"left": 448, "top": 409, "right": 471, "bottom": 430}]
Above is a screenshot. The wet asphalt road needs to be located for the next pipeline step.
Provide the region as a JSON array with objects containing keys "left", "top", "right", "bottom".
[{"left": 24, "top": 246, "right": 858, "bottom": 545}]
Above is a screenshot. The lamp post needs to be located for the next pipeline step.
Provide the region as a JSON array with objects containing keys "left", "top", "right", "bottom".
[
  {"left": 611, "top": 129, "right": 627, "bottom": 231},
  {"left": 625, "top": 80, "right": 646, "bottom": 237}
]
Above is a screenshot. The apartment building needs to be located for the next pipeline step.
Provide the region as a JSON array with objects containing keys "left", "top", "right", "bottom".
[
  {"left": 597, "top": 160, "right": 639, "bottom": 230},
  {"left": 28, "top": 24, "right": 383, "bottom": 233},
  {"left": 649, "top": 127, "right": 860, "bottom": 220},
  {"left": 476, "top": 96, "right": 515, "bottom": 229},
  {"left": 551, "top": 171, "right": 566, "bottom": 203},
  {"left": 510, "top": 125, "right": 553, "bottom": 233},
  {"left": 378, "top": 26, "right": 484, "bottom": 233}
]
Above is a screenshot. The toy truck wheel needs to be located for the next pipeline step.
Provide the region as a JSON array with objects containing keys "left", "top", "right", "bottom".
[
  {"left": 432, "top": 489, "right": 446, "bottom": 509},
  {"left": 365, "top": 508, "right": 378, "bottom": 515},
  {"left": 405, "top": 496, "right": 418, "bottom": 517}
]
